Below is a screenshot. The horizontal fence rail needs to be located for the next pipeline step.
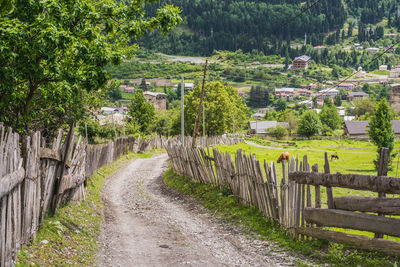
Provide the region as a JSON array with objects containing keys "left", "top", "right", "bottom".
[{"left": 165, "top": 143, "right": 400, "bottom": 257}]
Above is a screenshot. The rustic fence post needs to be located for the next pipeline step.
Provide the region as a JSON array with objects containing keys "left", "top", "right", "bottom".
[
  {"left": 375, "top": 147, "right": 389, "bottom": 238},
  {"left": 324, "top": 152, "right": 334, "bottom": 209}
]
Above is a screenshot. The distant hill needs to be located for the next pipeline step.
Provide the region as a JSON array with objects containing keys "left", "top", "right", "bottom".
[{"left": 140, "top": 0, "right": 400, "bottom": 56}]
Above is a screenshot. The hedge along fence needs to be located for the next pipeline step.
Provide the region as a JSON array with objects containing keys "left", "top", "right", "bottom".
[
  {"left": 165, "top": 142, "right": 400, "bottom": 257},
  {"left": 0, "top": 124, "right": 163, "bottom": 267}
]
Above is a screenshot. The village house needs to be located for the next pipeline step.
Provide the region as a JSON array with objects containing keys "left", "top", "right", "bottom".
[
  {"left": 384, "top": 33, "right": 398, "bottom": 38},
  {"left": 367, "top": 47, "right": 380, "bottom": 53},
  {"left": 390, "top": 68, "right": 400, "bottom": 78},
  {"left": 251, "top": 113, "right": 264, "bottom": 120},
  {"left": 248, "top": 121, "right": 289, "bottom": 135},
  {"left": 347, "top": 92, "right": 368, "bottom": 101},
  {"left": 336, "top": 82, "right": 357, "bottom": 91},
  {"left": 173, "top": 82, "right": 194, "bottom": 91},
  {"left": 379, "top": 65, "right": 388, "bottom": 71},
  {"left": 298, "top": 99, "right": 313, "bottom": 109},
  {"left": 120, "top": 85, "right": 135, "bottom": 93},
  {"left": 143, "top": 91, "right": 167, "bottom": 111},
  {"left": 390, "top": 84, "right": 400, "bottom": 113},
  {"left": 292, "top": 55, "right": 311, "bottom": 70},
  {"left": 314, "top": 46, "right": 326, "bottom": 50},
  {"left": 295, "top": 89, "right": 312, "bottom": 97},
  {"left": 317, "top": 88, "right": 339, "bottom": 99},
  {"left": 274, "top": 88, "right": 296, "bottom": 101},
  {"left": 344, "top": 120, "right": 400, "bottom": 138}
]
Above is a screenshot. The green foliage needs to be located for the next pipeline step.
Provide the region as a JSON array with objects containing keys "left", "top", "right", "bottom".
[
  {"left": 151, "top": 111, "right": 170, "bottom": 137},
  {"left": 0, "top": 0, "right": 181, "bottom": 136},
  {"left": 334, "top": 95, "right": 342, "bottom": 106},
  {"left": 248, "top": 85, "right": 269, "bottom": 108},
  {"left": 0, "top": 0, "right": 14, "bottom": 16},
  {"left": 297, "top": 110, "right": 322, "bottom": 138},
  {"left": 267, "top": 125, "right": 288, "bottom": 140},
  {"left": 184, "top": 81, "right": 248, "bottom": 136},
  {"left": 274, "top": 98, "right": 287, "bottom": 112},
  {"left": 368, "top": 99, "right": 395, "bottom": 168},
  {"left": 106, "top": 80, "right": 122, "bottom": 102},
  {"left": 319, "top": 103, "right": 342, "bottom": 131},
  {"left": 353, "top": 98, "right": 376, "bottom": 117},
  {"left": 127, "top": 89, "right": 155, "bottom": 134}
]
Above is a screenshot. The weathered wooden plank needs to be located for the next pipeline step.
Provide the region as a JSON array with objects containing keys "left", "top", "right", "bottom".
[
  {"left": 297, "top": 227, "right": 400, "bottom": 257},
  {"left": 39, "top": 147, "right": 61, "bottom": 162},
  {"left": 304, "top": 208, "right": 400, "bottom": 237},
  {"left": 288, "top": 172, "right": 400, "bottom": 194},
  {"left": 334, "top": 196, "right": 400, "bottom": 215},
  {"left": 0, "top": 168, "right": 25, "bottom": 199}
]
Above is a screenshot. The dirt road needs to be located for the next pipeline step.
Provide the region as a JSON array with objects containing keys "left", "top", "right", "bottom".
[{"left": 97, "top": 154, "right": 301, "bottom": 266}]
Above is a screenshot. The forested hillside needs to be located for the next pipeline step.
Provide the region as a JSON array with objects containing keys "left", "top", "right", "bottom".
[{"left": 140, "top": 0, "right": 400, "bottom": 56}]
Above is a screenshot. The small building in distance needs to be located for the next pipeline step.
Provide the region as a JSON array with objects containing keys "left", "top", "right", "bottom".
[
  {"left": 317, "top": 88, "right": 339, "bottom": 98},
  {"left": 274, "top": 88, "right": 296, "bottom": 100},
  {"left": 390, "top": 68, "right": 400, "bottom": 78},
  {"left": 298, "top": 99, "right": 313, "bottom": 109},
  {"left": 292, "top": 55, "right": 311, "bottom": 70},
  {"left": 344, "top": 120, "right": 400, "bottom": 138},
  {"left": 174, "top": 82, "right": 194, "bottom": 91},
  {"left": 314, "top": 46, "right": 326, "bottom": 50},
  {"left": 367, "top": 47, "right": 380, "bottom": 53},
  {"left": 384, "top": 33, "right": 398, "bottom": 38},
  {"left": 379, "top": 65, "right": 388, "bottom": 71},
  {"left": 144, "top": 91, "right": 167, "bottom": 111},
  {"left": 348, "top": 91, "right": 368, "bottom": 101},
  {"left": 248, "top": 121, "right": 289, "bottom": 135},
  {"left": 390, "top": 84, "right": 400, "bottom": 113},
  {"left": 336, "top": 82, "right": 357, "bottom": 91},
  {"left": 251, "top": 113, "right": 264, "bottom": 120}
]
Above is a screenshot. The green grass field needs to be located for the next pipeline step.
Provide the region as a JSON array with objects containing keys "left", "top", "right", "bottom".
[{"left": 215, "top": 138, "right": 400, "bottom": 242}]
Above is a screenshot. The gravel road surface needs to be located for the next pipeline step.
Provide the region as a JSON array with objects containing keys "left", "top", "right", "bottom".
[{"left": 97, "top": 154, "right": 303, "bottom": 266}]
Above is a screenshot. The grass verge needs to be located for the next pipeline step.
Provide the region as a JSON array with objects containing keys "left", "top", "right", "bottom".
[
  {"left": 16, "top": 151, "right": 153, "bottom": 266},
  {"left": 164, "top": 167, "right": 398, "bottom": 267}
]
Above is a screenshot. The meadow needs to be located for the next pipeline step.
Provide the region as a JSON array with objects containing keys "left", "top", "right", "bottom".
[{"left": 216, "top": 137, "right": 400, "bottom": 241}]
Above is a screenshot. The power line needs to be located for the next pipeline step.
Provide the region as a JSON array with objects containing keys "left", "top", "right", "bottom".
[{"left": 327, "top": 40, "right": 400, "bottom": 90}]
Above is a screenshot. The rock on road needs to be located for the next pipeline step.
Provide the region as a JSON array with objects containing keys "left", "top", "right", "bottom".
[{"left": 97, "top": 154, "right": 300, "bottom": 266}]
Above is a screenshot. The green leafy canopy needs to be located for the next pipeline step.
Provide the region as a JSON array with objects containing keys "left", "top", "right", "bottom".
[{"left": 0, "top": 0, "right": 181, "bottom": 135}]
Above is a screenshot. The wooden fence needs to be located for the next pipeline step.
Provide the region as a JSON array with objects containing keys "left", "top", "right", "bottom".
[
  {"left": 0, "top": 125, "right": 148, "bottom": 266},
  {"left": 165, "top": 143, "right": 400, "bottom": 257},
  {"left": 0, "top": 126, "right": 245, "bottom": 266}
]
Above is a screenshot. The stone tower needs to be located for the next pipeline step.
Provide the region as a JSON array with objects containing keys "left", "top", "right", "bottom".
[{"left": 390, "top": 84, "right": 400, "bottom": 113}]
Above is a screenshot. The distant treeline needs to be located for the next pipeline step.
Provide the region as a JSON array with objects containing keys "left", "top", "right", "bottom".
[{"left": 140, "top": 0, "right": 400, "bottom": 56}]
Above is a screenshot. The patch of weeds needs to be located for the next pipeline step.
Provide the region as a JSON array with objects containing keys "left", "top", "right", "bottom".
[
  {"left": 164, "top": 167, "right": 398, "bottom": 267},
  {"left": 16, "top": 151, "right": 153, "bottom": 266}
]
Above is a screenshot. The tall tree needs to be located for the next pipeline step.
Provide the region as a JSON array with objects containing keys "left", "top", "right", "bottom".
[
  {"left": 0, "top": 0, "right": 181, "bottom": 135},
  {"left": 184, "top": 81, "right": 248, "bottom": 136},
  {"left": 368, "top": 99, "right": 395, "bottom": 168},
  {"left": 319, "top": 103, "right": 342, "bottom": 131},
  {"left": 127, "top": 89, "right": 155, "bottom": 134},
  {"left": 297, "top": 110, "right": 322, "bottom": 138}
]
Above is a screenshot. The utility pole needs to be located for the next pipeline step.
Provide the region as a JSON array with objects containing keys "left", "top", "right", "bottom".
[
  {"left": 192, "top": 60, "right": 208, "bottom": 148},
  {"left": 112, "top": 113, "right": 117, "bottom": 139},
  {"left": 203, "top": 104, "right": 205, "bottom": 147},
  {"left": 181, "top": 76, "right": 185, "bottom": 146}
]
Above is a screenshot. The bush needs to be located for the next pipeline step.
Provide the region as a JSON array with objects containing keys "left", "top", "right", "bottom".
[{"left": 267, "top": 125, "right": 288, "bottom": 139}]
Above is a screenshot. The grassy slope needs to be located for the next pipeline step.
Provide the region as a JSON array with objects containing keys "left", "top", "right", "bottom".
[
  {"left": 16, "top": 152, "right": 152, "bottom": 266},
  {"left": 216, "top": 139, "right": 400, "bottom": 241},
  {"left": 164, "top": 168, "right": 397, "bottom": 267}
]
